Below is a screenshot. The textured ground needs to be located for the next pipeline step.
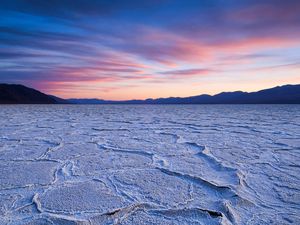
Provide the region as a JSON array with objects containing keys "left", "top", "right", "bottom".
[{"left": 0, "top": 105, "right": 299, "bottom": 225}]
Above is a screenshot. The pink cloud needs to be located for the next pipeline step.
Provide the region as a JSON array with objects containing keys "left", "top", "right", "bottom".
[{"left": 160, "top": 68, "right": 213, "bottom": 78}]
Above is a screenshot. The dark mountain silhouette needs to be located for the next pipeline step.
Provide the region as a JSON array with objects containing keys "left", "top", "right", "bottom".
[
  {"left": 48, "top": 95, "right": 70, "bottom": 104},
  {"left": 68, "top": 84, "right": 300, "bottom": 104},
  {"left": 1, "top": 83, "right": 299, "bottom": 104},
  {"left": 0, "top": 84, "right": 58, "bottom": 104}
]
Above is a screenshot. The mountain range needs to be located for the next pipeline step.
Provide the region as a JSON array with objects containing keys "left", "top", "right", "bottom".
[
  {"left": 0, "top": 84, "right": 57, "bottom": 104},
  {"left": 0, "top": 83, "right": 299, "bottom": 104}
]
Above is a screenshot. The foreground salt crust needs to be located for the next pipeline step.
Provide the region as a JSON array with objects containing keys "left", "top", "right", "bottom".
[{"left": 0, "top": 105, "right": 299, "bottom": 225}]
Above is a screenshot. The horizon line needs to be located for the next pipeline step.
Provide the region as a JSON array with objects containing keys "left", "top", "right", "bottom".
[
  {"left": 2, "top": 82, "right": 298, "bottom": 102},
  {"left": 58, "top": 83, "right": 299, "bottom": 101}
]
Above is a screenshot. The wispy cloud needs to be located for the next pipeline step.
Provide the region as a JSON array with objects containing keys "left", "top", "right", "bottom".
[
  {"left": 159, "top": 68, "right": 213, "bottom": 77},
  {"left": 1, "top": 0, "right": 300, "bottom": 99}
]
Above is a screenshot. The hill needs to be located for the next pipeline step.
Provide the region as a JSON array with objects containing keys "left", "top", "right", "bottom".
[
  {"left": 1, "top": 83, "right": 299, "bottom": 104},
  {"left": 0, "top": 84, "right": 58, "bottom": 104},
  {"left": 68, "top": 84, "right": 300, "bottom": 104}
]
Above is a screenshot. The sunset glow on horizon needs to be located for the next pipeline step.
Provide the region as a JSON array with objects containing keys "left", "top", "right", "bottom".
[{"left": 1, "top": 0, "right": 300, "bottom": 100}]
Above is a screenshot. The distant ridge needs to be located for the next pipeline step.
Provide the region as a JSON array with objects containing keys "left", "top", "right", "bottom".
[
  {"left": 68, "top": 84, "right": 300, "bottom": 104},
  {"left": 68, "top": 98, "right": 113, "bottom": 104},
  {"left": 0, "top": 84, "right": 58, "bottom": 104},
  {"left": 0, "top": 83, "right": 299, "bottom": 104}
]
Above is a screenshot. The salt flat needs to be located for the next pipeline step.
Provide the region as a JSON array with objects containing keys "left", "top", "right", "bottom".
[{"left": 0, "top": 105, "right": 299, "bottom": 225}]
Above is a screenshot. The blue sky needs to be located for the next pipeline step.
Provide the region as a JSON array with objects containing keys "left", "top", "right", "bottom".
[{"left": 1, "top": 0, "right": 300, "bottom": 99}]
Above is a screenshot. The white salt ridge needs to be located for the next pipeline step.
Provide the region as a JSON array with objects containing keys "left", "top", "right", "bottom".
[{"left": 0, "top": 105, "right": 299, "bottom": 225}]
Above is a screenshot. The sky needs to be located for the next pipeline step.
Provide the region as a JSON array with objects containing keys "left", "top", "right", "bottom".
[{"left": 0, "top": 0, "right": 300, "bottom": 100}]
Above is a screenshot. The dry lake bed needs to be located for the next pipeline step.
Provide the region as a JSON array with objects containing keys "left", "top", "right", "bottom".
[{"left": 0, "top": 105, "right": 299, "bottom": 225}]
